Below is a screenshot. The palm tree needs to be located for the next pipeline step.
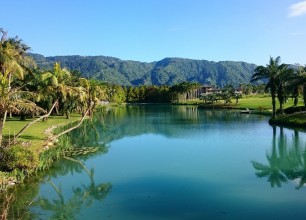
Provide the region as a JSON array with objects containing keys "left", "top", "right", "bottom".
[
  {"left": 251, "top": 56, "right": 290, "bottom": 118},
  {"left": 288, "top": 66, "right": 306, "bottom": 108},
  {"left": 300, "top": 67, "right": 306, "bottom": 108},
  {"left": 40, "top": 62, "right": 72, "bottom": 113},
  {"left": 0, "top": 30, "right": 43, "bottom": 146},
  {"left": 79, "top": 78, "right": 106, "bottom": 116},
  {"left": 276, "top": 66, "right": 294, "bottom": 114}
]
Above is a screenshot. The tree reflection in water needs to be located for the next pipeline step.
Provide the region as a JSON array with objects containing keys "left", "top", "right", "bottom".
[
  {"left": 1, "top": 116, "right": 111, "bottom": 219},
  {"left": 34, "top": 116, "right": 112, "bottom": 219},
  {"left": 252, "top": 126, "right": 306, "bottom": 189},
  {"left": 35, "top": 157, "right": 111, "bottom": 220}
]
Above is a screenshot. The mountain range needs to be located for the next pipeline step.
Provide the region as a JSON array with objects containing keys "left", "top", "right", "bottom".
[{"left": 29, "top": 53, "right": 257, "bottom": 87}]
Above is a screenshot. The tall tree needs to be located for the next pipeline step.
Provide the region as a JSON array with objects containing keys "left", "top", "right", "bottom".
[
  {"left": 288, "top": 66, "right": 306, "bottom": 108},
  {"left": 276, "top": 64, "right": 294, "bottom": 114},
  {"left": 40, "top": 62, "right": 73, "bottom": 114},
  {"left": 0, "top": 29, "right": 43, "bottom": 146},
  {"left": 79, "top": 78, "right": 106, "bottom": 116},
  {"left": 251, "top": 56, "right": 289, "bottom": 118},
  {"left": 298, "top": 66, "right": 306, "bottom": 108}
]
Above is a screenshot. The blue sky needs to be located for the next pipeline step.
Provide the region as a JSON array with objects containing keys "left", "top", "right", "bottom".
[{"left": 1, "top": 0, "right": 306, "bottom": 65}]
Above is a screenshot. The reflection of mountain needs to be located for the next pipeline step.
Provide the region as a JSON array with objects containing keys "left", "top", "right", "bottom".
[
  {"left": 73, "top": 105, "right": 267, "bottom": 144},
  {"left": 252, "top": 126, "right": 306, "bottom": 189}
]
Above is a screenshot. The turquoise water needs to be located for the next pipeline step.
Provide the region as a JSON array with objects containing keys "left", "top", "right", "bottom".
[{"left": 5, "top": 105, "right": 306, "bottom": 219}]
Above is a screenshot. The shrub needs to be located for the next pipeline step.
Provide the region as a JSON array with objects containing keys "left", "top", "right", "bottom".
[
  {"left": 0, "top": 146, "right": 39, "bottom": 173},
  {"left": 283, "top": 106, "right": 305, "bottom": 114}
]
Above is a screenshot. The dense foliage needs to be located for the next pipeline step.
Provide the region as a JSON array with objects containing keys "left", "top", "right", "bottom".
[
  {"left": 29, "top": 54, "right": 257, "bottom": 87},
  {"left": 251, "top": 56, "right": 306, "bottom": 118}
]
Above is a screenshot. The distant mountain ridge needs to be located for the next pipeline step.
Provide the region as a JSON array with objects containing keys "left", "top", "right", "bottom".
[{"left": 29, "top": 53, "right": 257, "bottom": 87}]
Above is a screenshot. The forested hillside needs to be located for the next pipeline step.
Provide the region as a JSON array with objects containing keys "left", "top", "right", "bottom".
[{"left": 30, "top": 53, "right": 257, "bottom": 87}]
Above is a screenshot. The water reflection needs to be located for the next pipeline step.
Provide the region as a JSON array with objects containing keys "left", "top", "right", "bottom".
[
  {"left": 252, "top": 126, "right": 306, "bottom": 189},
  {"left": 35, "top": 157, "right": 111, "bottom": 220},
  {"left": 2, "top": 105, "right": 306, "bottom": 219},
  {"left": 1, "top": 129, "right": 111, "bottom": 219},
  {"left": 89, "top": 105, "right": 267, "bottom": 143}
]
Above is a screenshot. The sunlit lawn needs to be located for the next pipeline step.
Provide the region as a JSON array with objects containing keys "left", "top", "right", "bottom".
[
  {"left": 234, "top": 95, "right": 300, "bottom": 110},
  {"left": 3, "top": 114, "right": 82, "bottom": 150}
]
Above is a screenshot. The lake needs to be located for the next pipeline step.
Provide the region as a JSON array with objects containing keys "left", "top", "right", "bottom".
[{"left": 3, "top": 105, "right": 306, "bottom": 219}]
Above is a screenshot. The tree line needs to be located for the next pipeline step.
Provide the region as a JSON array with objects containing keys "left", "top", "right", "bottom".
[{"left": 1, "top": 29, "right": 305, "bottom": 147}]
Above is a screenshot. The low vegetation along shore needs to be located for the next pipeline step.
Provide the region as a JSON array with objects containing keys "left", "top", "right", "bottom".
[{"left": 0, "top": 114, "right": 83, "bottom": 190}]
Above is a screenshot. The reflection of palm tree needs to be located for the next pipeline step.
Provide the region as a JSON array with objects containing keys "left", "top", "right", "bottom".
[
  {"left": 252, "top": 130, "right": 287, "bottom": 187},
  {"left": 252, "top": 126, "right": 306, "bottom": 189},
  {"left": 292, "top": 151, "right": 306, "bottom": 189},
  {"left": 76, "top": 179, "right": 111, "bottom": 207},
  {"left": 36, "top": 181, "right": 83, "bottom": 219},
  {"left": 35, "top": 158, "right": 111, "bottom": 219},
  {"left": 252, "top": 160, "right": 287, "bottom": 187}
]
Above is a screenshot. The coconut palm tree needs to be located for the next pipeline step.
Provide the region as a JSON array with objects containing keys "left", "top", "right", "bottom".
[
  {"left": 300, "top": 67, "right": 306, "bottom": 108},
  {"left": 0, "top": 30, "right": 43, "bottom": 146},
  {"left": 276, "top": 66, "right": 294, "bottom": 114},
  {"left": 79, "top": 78, "right": 106, "bottom": 116},
  {"left": 251, "top": 56, "right": 290, "bottom": 118},
  {"left": 40, "top": 62, "right": 73, "bottom": 113},
  {"left": 288, "top": 66, "right": 306, "bottom": 108}
]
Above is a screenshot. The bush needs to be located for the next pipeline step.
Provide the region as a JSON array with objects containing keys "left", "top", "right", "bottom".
[
  {"left": 283, "top": 106, "right": 305, "bottom": 114},
  {"left": 0, "top": 146, "right": 39, "bottom": 173}
]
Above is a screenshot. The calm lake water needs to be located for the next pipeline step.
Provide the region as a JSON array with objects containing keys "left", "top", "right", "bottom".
[{"left": 4, "top": 105, "right": 306, "bottom": 219}]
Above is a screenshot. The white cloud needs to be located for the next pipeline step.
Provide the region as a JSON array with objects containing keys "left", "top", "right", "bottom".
[{"left": 289, "top": 1, "right": 306, "bottom": 17}]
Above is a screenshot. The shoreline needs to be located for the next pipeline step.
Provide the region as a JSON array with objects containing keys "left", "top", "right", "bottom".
[
  {"left": 1, "top": 104, "right": 306, "bottom": 192},
  {"left": 269, "top": 111, "right": 306, "bottom": 130},
  {"left": 0, "top": 117, "right": 83, "bottom": 192}
]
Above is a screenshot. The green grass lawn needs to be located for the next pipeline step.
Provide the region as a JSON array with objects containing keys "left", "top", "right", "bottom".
[
  {"left": 234, "top": 95, "right": 272, "bottom": 109},
  {"left": 269, "top": 111, "right": 306, "bottom": 127},
  {"left": 234, "top": 95, "right": 300, "bottom": 110},
  {"left": 3, "top": 114, "right": 82, "bottom": 151}
]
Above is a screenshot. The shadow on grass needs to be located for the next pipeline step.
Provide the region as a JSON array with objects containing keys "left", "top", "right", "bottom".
[
  {"left": 3, "top": 134, "right": 43, "bottom": 140},
  {"left": 19, "top": 135, "right": 44, "bottom": 140}
]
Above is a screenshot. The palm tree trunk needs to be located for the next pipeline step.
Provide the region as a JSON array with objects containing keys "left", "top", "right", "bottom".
[
  {"left": 48, "top": 108, "right": 90, "bottom": 142},
  {"left": 272, "top": 94, "right": 276, "bottom": 118},
  {"left": 2, "top": 111, "right": 7, "bottom": 128},
  {"left": 11, "top": 100, "right": 58, "bottom": 145},
  {"left": 0, "top": 116, "right": 4, "bottom": 146},
  {"left": 303, "top": 85, "right": 306, "bottom": 108}
]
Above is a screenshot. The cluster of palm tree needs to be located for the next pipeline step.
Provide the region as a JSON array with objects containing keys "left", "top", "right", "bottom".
[
  {"left": 252, "top": 127, "right": 306, "bottom": 189},
  {"left": 251, "top": 56, "right": 306, "bottom": 118},
  {"left": 0, "top": 29, "right": 107, "bottom": 147}
]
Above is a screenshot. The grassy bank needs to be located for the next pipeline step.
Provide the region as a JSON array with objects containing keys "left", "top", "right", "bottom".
[
  {"left": 3, "top": 114, "right": 82, "bottom": 150},
  {"left": 269, "top": 112, "right": 306, "bottom": 129},
  {"left": 235, "top": 95, "right": 273, "bottom": 109},
  {"left": 179, "top": 95, "right": 306, "bottom": 127},
  {"left": 1, "top": 114, "right": 83, "bottom": 190},
  {"left": 181, "top": 95, "right": 298, "bottom": 110}
]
